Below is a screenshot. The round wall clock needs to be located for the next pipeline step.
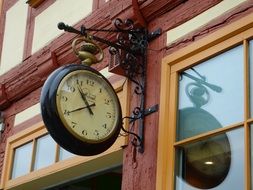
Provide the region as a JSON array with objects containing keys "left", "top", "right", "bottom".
[{"left": 40, "top": 64, "right": 122, "bottom": 156}]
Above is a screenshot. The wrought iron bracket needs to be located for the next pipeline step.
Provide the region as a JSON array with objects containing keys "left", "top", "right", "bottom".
[
  {"left": 130, "top": 104, "right": 159, "bottom": 153},
  {"left": 129, "top": 104, "right": 159, "bottom": 123},
  {"left": 58, "top": 18, "right": 161, "bottom": 153}
]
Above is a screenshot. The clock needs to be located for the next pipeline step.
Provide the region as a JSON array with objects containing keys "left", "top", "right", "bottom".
[{"left": 40, "top": 64, "right": 122, "bottom": 156}]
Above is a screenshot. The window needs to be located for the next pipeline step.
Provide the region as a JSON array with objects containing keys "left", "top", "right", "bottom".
[
  {"left": 11, "top": 142, "right": 33, "bottom": 179},
  {"left": 177, "top": 45, "right": 244, "bottom": 140},
  {"left": 33, "top": 134, "right": 57, "bottom": 171},
  {"left": 175, "top": 45, "right": 245, "bottom": 189},
  {"left": 10, "top": 134, "right": 69, "bottom": 179},
  {"left": 175, "top": 128, "right": 244, "bottom": 190},
  {"left": 157, "top": 12, "right": 253, "bottom": 190}
]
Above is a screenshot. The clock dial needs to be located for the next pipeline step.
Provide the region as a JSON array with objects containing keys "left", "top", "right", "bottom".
[
  {"left": 40, "top": 64, "right": 122, "bottom": 156},
  {"left": 56, "top": 70, "right": 120, "bottom": 143}
]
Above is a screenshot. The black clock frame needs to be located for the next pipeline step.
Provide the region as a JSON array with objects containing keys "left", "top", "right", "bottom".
[{"left": 40, "top": 64, "right": 122, "bottom": 156}]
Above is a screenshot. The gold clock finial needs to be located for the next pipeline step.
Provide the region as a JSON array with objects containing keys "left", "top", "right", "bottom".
[{"left": 72, "top": 36, "right": 104, "bottom": 66}]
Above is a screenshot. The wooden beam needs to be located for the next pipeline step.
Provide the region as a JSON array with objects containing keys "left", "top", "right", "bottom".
[{"left": 26, "top": 0, "right": 45, "bottom": 8}]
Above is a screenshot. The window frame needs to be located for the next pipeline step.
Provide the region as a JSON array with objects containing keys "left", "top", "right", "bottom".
[
  {"left": 0, "top": 77, "right": 129, "bottom": 190},
  {"left": 156, "top": 12, "right": 253, "bottom": 190}
]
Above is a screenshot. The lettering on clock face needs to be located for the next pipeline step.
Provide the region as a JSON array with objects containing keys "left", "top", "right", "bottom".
[{"left": 56, "top": 70, "right": 119, "bottom": 143}]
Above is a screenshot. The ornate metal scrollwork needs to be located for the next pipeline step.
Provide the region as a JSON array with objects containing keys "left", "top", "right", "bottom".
[{"left": 58, "top": 18, "right": 161, "bottom": 153}]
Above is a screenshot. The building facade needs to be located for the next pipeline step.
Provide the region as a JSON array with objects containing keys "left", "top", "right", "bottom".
[{"left": 0, "top": 0, "right": 253, "bottom": 189}]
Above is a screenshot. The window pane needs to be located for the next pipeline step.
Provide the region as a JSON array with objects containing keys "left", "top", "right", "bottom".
[
  {"left": 59, "top": 147, "right": 75, "bottom": 161},
  {"left": 34, "top": 134, "right": 56, "bottom": 170},
  {"left": 175, "top": 128, "right": 244, "bottom": 190},
  {"left": 249, "top": 40, "right": 253, "bottom": 118},
  {"left": 177, "top": 45, "right": 244, "bottom": 140},
  {"left": 11, "top": 142, "right": 33, "bottom": 179}
]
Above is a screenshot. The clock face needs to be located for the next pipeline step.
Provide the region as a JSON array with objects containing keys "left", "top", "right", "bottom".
[
  {"left": 40, "top": 64, "right": 122, "bottom": 156},
  {"left": 56, "top": 69, "right": 120, "bottom": 143}
]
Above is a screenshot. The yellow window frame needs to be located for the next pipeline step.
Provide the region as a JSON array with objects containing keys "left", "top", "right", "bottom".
[
  {"left": 157, "top": 12, "right": 253, "bottom": 190},
  {"left": 0, "top": 77, "right": 130, "bottom": 190}
]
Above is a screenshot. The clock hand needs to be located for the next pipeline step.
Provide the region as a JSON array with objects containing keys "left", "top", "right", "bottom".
[
  {"left": 68, "top": 103, "right": 96, "bottom": 113},
  {"left": 77, "top": 85, "right": 94, "bottom": 115}
]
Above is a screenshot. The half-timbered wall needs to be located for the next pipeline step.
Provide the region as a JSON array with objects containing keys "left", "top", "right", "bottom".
[{"left": 0, "top": 0, "right": 252, "bottom": 189}]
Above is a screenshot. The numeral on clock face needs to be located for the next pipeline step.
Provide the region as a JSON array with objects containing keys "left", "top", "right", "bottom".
[
  {"left": 71, "top": 121, "right": 77, "bottom": 128},
  {"left": 76, "top": 79, "right": 83, "bottom": 86},
  {"left": 64, "top": 110, "right": 70, "bottom": 115},
  {"left": 102, "top": 123, "right": 107, "bottom": 129},
  {"left": 61, "top": 95, "right": 68, "bottom": 102},
  {"left": 82, "top": 130, "right": 87, "bottom": 136},
  {"left": 68, "top": 86, "right": 75, "bottom": 92},
  {"left": 86, "top": 79, "right": 95, "bottom": 86},
  {"left": 94, "top": 130, "right": 99, "bottom": 136},
  {"left": 106, "top": 112, "right": 112, "bottom": 118},
  {"left": 104, "top": 98, "right": 111, "bottom": 105}
]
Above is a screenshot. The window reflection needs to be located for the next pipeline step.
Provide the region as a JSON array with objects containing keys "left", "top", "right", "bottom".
[
  {"left": 177, "top": 45, "right": 244, "bottom": 140},
  {"left": 11, "top": 142, "right": 33, "bottom": 179},
  {"left": 175, "top": 128, "right": 244, "bottom": 190},
  {"left": 34, "top": 134, "right": 56, "bottom": 170}
]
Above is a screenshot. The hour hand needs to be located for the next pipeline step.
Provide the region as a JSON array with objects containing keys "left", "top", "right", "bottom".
[{"left": 77, "top": 85, "right": 94, "bottom": 115}]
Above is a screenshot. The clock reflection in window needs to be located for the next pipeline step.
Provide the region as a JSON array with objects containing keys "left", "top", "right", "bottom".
[{"left": 177, "top": 68, "right": 231, "bottom": 189}]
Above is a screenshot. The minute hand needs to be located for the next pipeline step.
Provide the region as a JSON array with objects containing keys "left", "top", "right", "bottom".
[
  {"left": 68, "top": 103, "right": 96, "bottom": 113},
  {"left": 77, "top": 86, "right": 94, "bottom": 115}
]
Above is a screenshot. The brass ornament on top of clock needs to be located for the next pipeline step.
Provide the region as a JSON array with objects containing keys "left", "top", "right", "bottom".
[
  {"left": 40, "top": 36, "right": 122, "bottom": 156},
  {"left": 72, "top": 36, "right": 104, "bottom": 66}
]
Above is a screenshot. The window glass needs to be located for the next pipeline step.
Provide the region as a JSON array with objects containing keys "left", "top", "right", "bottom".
[
  {"left": 177, "top": 45, "right": 244, "bottom": 140},
  {"left": 175, "top": 128, "right": 244, "bottom": 190},
  {"left": 249, "top": 40, "right": 253, "bottom": 118},
  {"left": 11, "top": 142, "right": 33, "bottom": 179},
  {"left": 34, "top": 134, "right": 56, "bottom": 170},
  {"left": 59, "top": 147, "right": 75, "bottom": 161}
]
